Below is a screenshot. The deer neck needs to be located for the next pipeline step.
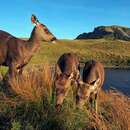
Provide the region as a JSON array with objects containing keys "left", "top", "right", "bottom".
[{"left": 28, "top": 27, "right": 41, "bottom": 52}]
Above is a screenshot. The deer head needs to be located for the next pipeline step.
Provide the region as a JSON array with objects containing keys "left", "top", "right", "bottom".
[
  {"left": 76, "top": 78, "right": 100, "bottom": 107},
  {"left": 31, "top": 14, "right": 57, "bottom": 42}
]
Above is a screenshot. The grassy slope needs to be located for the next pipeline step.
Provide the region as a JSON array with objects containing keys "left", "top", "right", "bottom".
[{"left": 29, "top": 39, "right": 130, "bottom": 68}]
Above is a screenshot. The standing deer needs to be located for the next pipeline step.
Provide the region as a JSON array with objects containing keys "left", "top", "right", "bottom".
[
  {"left": 76, "top": 60, "right": 105, "bottom": 113},
  {"left": 55, "top": 53, "right": 80, "bottom": 110},
  {"left": 0, "top": 15, "right": 57, "bottom": 77}
]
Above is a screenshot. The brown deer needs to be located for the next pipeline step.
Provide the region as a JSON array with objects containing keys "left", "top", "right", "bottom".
[
  {"left": 0, "top": 15, "right": 57, "bottom": 77},
  {"left": 76, "top": 60, "right": 105, "bottom": 113},
  {"left": 55, "top": 53, "right": 80, "bottom": 110}
]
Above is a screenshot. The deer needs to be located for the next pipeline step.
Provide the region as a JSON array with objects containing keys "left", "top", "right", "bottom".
[
  {"left": 76, "top": 60, "right": 105, "bottom": 113},
  {"left": 55, "top": 53, "right": 80, "bottom": 110},
  {"left": 0, "top": 15, "right": 57, "bottom": 78}
]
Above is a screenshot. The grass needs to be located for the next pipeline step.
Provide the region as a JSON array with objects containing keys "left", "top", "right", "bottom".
[
  {"left": 0, "top": 63, "right": 129, "bottom": 130},
  {"left": 0, "top": 38, "right": 130, "bottom": 75},
  {"left": 8, "top": 63, "right": 53, "bottom": 102},
  {"left": 0, "top": 39, "right": 130, "bottom": 130},
  {"left": 29, "top": 39, "right": 130, "bottom": 68}
]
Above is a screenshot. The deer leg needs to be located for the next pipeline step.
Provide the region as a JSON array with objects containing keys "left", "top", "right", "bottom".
[
  {"left": 8, "top": 63, "right": 18, "bottom": 78},
  {"left": 95, "top": 88, "right": 101, "bottom": 114}
]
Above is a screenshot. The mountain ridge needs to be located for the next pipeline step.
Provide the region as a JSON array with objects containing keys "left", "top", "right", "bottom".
[{"left": 76, "top": 25, "right": 130, "bottom": 41}]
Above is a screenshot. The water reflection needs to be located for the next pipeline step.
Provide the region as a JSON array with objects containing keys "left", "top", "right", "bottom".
[{"left": 103, "top": 69, "right": 130, "bottom": 96}]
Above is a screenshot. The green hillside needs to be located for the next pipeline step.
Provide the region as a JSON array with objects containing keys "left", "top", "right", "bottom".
[{"left": 29, "top": 39, "right": 130, "bottom": 68}]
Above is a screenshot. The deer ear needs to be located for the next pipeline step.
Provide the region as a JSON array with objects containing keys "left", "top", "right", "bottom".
[
  {"left": 94, "top": 78, "right": 100, "bottom": 86},
  {"left": 89, "top": 78, "right": 100, "bottom": 91},
  {"left": 31, "top": 14, "right": 39, "bottom": 25}
]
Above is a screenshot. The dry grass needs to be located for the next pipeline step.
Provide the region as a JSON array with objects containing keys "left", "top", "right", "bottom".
[
  {"left": 8, "top": 63, "right": 53, "bottom": 102},
  {"left": 98, "top": 90, "right": 130, "bottom": 130},
  {"left": 0, "top": 63, "right": 129, "bottom": 130},
  {"left": 82, "top": 90, "right": 130, "bottom": 130}
]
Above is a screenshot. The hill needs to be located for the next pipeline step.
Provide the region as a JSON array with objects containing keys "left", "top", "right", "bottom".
[
  {"left": 28, "top": 39, "right": 130, "bottom": 68},
  {"left": 76, "top": 25, "right": 130, "bottom": 41}
]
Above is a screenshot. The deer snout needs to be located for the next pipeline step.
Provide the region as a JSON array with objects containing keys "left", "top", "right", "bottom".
[
  {"left": 55, "top": 104, "right": 62, "bottom": 112},
  {"left": 56, "top": 93, "right": 65, "bottom": 106}
]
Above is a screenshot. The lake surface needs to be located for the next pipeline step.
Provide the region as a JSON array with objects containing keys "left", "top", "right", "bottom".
[{"left": 103, "top": 69, "right": 130, "bottom": 96}]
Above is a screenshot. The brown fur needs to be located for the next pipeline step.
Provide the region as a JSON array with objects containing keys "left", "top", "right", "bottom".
[
  {"left": 55, "top": 53, "right": 80, "bottom": 109},
  {"left": 76, "top": 60, "right": 105, "bottom": 113},
  {"left": 0, "top": 15, "right": 57, "bottom": 77}
]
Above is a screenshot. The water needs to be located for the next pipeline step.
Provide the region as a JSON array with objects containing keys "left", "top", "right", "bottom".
[{"left": 103, "top": 69, "right": 130, "bottom": 96}]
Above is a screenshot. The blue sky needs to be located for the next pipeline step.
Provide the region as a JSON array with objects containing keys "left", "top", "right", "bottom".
[{"left": 0, "top": 0, "right": 130, "bottom": 39}]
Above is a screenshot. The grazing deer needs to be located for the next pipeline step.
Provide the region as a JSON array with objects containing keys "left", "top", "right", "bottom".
[
  {"left": 55, "top": 53, "right": 80, "bottom": 110},
  {"left": 0, "top": 15, "right": 57, "bottom": 77},
  {"left": 76, "top": 60, "right": 104, "bottom": 113}
]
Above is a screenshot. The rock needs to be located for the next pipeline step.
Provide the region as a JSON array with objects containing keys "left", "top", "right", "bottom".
[{"left": 76, "top": 25, "right": 130, "bottom": 41}]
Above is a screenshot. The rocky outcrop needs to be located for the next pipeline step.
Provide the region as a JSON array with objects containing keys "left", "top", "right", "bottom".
[{"left": 76, "top": 25, "right": 130, "bottom": 41}]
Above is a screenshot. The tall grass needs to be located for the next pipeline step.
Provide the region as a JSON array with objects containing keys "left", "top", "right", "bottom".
[
  {"left": 0, "top": 63, "right": 129, "bottom": 130},
  {"left": 9, "top": 63, "right": 53, "bottom": 102},
  {"left": 99, "top": 90, "right": 130, "bottom": 130},
  {"left": 7, "top": 64, "right": 90, "bottom": 130}
]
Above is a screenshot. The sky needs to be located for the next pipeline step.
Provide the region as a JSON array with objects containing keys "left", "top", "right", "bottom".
[{"left": 0, "top": 0, "right": 130, "bottom": 39}]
